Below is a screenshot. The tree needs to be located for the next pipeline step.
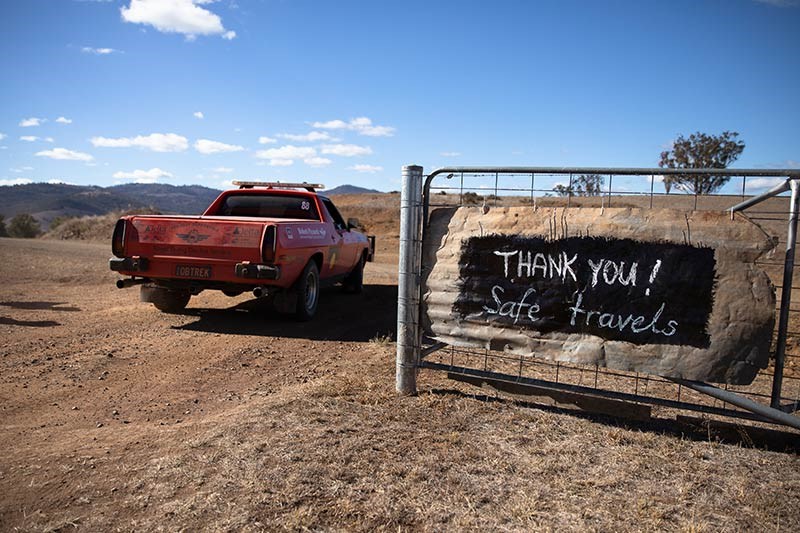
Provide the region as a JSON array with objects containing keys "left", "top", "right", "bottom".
[
  {"left": 659, "top": 131, "right": 745, "bottom": 195},
  {"left": 462, "top": 191, "right": 484, "bottom": 205},
  {"left": 0, "top": 215, "right": 7, "bottom": 237},
  {"left": 553, "top": 174, "right": 604, "bottom": 197},
  {"left": 8, "top": 213, "right": 41, "bottom": 238}
]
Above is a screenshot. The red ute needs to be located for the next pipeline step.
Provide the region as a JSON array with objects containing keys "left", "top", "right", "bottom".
[{"left": 110, "top": 182, "right": 375, "bottom": 320}]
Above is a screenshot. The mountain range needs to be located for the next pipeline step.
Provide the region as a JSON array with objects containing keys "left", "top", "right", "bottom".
[
  {"left": 324, "top": 185, "right": 382, "bottom": 195},
  {"left": 0, "top": 182, "right": 382, "bottom": 229}
]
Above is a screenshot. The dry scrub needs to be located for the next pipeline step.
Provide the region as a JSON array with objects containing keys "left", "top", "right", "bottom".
[{"left": 2, "top": 193, "right": 799, "bottom": 531}]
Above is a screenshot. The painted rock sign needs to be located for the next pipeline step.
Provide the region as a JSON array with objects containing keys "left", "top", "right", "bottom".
[
  {"left": 454, "top": 236, "right": 715, "bottom": 348},
  {"left": 422, "top": 207, "right": 776, "bottom": 385}
]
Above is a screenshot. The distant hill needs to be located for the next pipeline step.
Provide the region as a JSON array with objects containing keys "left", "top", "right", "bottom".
[
  {"left": 106, "top": 183, "right": 221, "bottom": 215},
  {"left": 0, "top": 183, "right": 222, "bottom": 229},
  {"left": 324, "top": 185, "right": 382, "bottom": 195}
]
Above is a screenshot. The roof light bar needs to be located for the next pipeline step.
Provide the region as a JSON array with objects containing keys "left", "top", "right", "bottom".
[{"left": 232, "top": 181, "right": 325, "bottom": 192}]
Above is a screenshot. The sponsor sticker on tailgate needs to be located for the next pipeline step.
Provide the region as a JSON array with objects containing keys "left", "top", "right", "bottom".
[{"left": 296, "top": 226, "right": 327, "bottom": 239}]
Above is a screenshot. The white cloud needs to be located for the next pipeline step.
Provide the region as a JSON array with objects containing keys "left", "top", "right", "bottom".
[
  {"left": 349, "top": 164, "right": 383, "bottom": 173},
  {"left": 47, "top": 179, "right": 77, "bottom": 185},
  {"left": 19, "top": 117, "right": 45, "bottom": 127},
  {"left": 44, "top": 137, "right": 54, "bottom": 143},
  {"left": 277, "top": 131, "right": 336, "bottom": 142},
  {"left": 258, "top": 136, "right": 277, "bottom": 144},
  {"left": 0, "top": 178, "right": 33, "bottom": 186},
  {"left": 55, "top": 117, "right": 72, "bottom": 124},
  {"left": 320, "top": 144, "right": 372, "bottom": 157},
  {"left": 212, "top": 166, "right": 234, "bottom": 173},
  {"left": 440, "top": 151, "right": 461, "bottom": 157},
  {"left": 20, "top": 136, "right": 39, "bottom": 142},
  {"left": 9, "top": 166, "right": 34, "bottom": 173},
  {"left": 113, "top": 167, "right": 173, "bottom": 183},
  {"left": 121, "top": 0, "right": 236, "bottom": 40},
  {"left": 193, "top": 111, "right": 204, "bottom": 119},
  {"left": 91, "top": 132, "right": 189, "bottom": 152},
  {"left": 194, "top": 139, "right": 245, "bottom": 154},
  {"left": 754, "top": 0, "right": 798, "bottom": 7},
  {"left": 0, "top": 133, "right": 5, "bottom": 141},
  {"left": 255, "top": 145, "right": 316, "bottom": 161},
  {"left": 311, "top": 116, "right": 395, "bottom": 137},
  {"left": 82, "top": 47, "right": 119, "bottom": 55},
  {"left": 267, "top": 159, "right": 293, "bottom": 167},
  {"left": 348, "top": 117, "right": 395, "bottom": 137},
  {"left": 305, "top": 157, "right": 332, "bottom": 168},
  {"left": 746, "top": 177, "right": 786, "bottom": 191},
  {"left": 35, "top": 147, "right": 94, "bottom": 161},
  {"left": 312, "top": 119, "right": 348, "bottom": 130}
]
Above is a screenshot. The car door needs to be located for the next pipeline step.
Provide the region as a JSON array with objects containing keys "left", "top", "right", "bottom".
[{"left": 320, "top": 198, "right": 356, "bottom": 276}]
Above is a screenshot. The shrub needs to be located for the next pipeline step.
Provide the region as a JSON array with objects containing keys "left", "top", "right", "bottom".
[{"left": 8, "top": 214, "right": 42, "bottom": 238}]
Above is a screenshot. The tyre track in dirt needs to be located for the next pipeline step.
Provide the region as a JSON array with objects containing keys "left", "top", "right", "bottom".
[
  {"left": 2, "top": 237, "right": 800, "bottom": 532},
  {"left": 0, "top": 237, "right": 398, "bottom": 529}
]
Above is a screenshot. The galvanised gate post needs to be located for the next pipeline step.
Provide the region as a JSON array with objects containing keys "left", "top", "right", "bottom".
[{"left": 396, "top": 165, "right": 423, "bottom": 395}]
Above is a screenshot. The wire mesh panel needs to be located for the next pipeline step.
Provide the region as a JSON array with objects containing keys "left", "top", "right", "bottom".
[{"left": 414, "top": 167, "right": 800, "bottom": 429}]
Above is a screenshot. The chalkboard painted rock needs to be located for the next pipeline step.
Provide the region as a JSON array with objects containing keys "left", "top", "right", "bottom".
[{"left": 422, "top": 207, "right": 776, "bottom": 385}]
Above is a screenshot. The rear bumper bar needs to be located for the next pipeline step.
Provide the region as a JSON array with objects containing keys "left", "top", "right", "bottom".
[
  {"left": 111, "top": 256, "right": 280, "bottom": 281},
  {"left": 110, "top": 256, "right": 149, "bottom": 272},
  {"left": 235, "top": 262, "right": 281, "bottom": 280}
]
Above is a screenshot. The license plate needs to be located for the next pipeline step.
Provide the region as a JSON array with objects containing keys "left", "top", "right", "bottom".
[{"left": 175, "top": 265, "right": 212, "bottom": 278}]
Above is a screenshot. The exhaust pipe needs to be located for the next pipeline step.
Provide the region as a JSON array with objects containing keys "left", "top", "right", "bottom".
[
  {"left": 253, "top": 286, "right": 266, "bottom": 298},
  {"left": 116, "top": 278, "right": 145, "bottom": 289}
]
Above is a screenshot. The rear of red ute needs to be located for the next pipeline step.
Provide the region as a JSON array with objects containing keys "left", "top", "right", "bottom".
[{"left": 110, "top": 181, "right": 375, "bottom": 320}]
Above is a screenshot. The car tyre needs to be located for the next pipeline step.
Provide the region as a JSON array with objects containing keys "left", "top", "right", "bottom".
[
  {"left": 144, "top": 286, "right": 191, "bottom": 313},
  {"left": 294, "top": 260, "right": 320, "bottom": 321},
  {"left": 343, "top": 254, "right": 364, "bottom": 294}
]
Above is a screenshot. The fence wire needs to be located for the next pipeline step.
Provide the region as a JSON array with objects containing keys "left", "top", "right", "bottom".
[{"left": 418, "top": 170, "right": 800, "bottom": 428}]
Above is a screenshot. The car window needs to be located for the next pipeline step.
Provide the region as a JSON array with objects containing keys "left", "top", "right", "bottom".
[
  {"left": 217, "top": 194, "right": 319, "bottom": 220},
  {"left": 321, "top": 198, "right": 347, "bottom": 230}
]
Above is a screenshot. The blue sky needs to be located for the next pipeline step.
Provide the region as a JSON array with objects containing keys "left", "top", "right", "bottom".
[{"left": 0, "top": 0, "right": 798, "bottom": 193}]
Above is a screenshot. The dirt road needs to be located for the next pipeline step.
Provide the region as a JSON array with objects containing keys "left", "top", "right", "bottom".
[{"left": 1, "top": 237, "right": 799, "bottom": 531}]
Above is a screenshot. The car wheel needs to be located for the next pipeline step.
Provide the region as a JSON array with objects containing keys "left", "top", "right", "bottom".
[
  {"left": 294, "top": 260, "right": 320, "bottom": 321},
  {"left": 143, "top": 286, "right": 191, "bottom": 313},
  {"left": 343, "top": 254, "right": 364, "bottom": 294}
]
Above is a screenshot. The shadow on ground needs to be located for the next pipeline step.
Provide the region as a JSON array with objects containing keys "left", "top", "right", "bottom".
[
  {"left": 176, "top": 284, "right": 398, "bottom": 342},
  {"left": 0, "top": 316, "right": 61, "bottom": 327},
  {"left": 427, "top": 387, "right": 800, "bottom": 453},
  {"left": 0, "top": 301, "right": 81, "bottom": 312}
]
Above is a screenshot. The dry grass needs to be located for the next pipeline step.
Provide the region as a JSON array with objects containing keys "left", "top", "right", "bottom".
[
  {"left": 332, "top": 193, "right": 402, "bottom": 238},
  {"left": 7, "top": 191, "right": 797, "bottom": 531},
  {"left": 42, "top": 207, "right": 162, "bottom": 242},
  {"left": 17, "top": 345, "right": 798, "bottom": 532}
]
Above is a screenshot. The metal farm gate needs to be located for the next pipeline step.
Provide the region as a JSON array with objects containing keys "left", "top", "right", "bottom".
[{"left": 395, "top": 165, "right": 800, "bottom": 430}]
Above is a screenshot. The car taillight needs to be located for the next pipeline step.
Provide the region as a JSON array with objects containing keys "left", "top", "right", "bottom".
[
  {"left": 112, "top": 219, "right": 126, "bottom": 257},
  {"left": 261, "top": 224, "right": 276, "bottom": 263}
]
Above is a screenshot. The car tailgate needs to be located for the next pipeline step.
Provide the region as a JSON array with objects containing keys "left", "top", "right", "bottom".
[{"left": 124, "top": 216, "right": 267, "bottom": 263}]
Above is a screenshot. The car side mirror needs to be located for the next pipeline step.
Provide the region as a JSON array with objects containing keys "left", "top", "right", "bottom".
[{"left": 347, "top": 218, "right": 360, "bottom": 230}]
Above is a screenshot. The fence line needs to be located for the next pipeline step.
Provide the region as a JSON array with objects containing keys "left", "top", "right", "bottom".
[{"left": 398, "top": 165, "right": 800, "bottom": 430}]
